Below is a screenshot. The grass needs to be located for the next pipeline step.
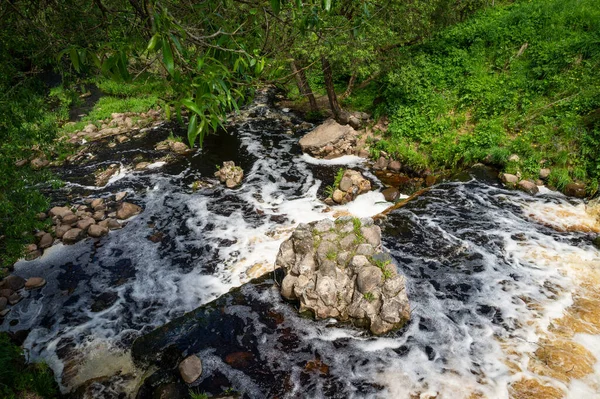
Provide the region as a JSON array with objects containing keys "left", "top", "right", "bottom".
[
  {"left": 325, "top": 168, "right": 345, "bottom": 198},
  {"left": 363, "top": 292, "right": 375, "bottom": 302},
  {"left": 352, "top": 217, "right": 365, "bottom": 244},
  {"left": 326, "top": 249, "right": 337, "bottom": 261},
  {"left": 371, "top": 257, "right": 393, "bottom": 280},
  {"left": 0, "top": 333, "right": 60, "bottom": 398},
  {"left": 350, "top": 0, "right": 600, "bottom": 195}
]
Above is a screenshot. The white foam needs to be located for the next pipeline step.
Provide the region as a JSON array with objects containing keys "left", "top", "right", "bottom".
[{"left": 300, "top": 153, "right": 366, "bottom": 166}]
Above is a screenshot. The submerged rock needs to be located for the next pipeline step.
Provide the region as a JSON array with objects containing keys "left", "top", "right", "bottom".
[
  {"left": 276, "top": 217, "right": 410, "bottom": 335},
  {"left": 215, "top": 161, "right": 244, "bottom": 188},
  {"left": 116, "top": 202, "right": 142, "bottom": 219}
]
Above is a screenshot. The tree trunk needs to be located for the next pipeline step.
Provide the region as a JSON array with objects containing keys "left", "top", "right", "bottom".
[
  {"left": 339, "top": 71, "right": 356, "bottom": 100},
  {"left": 321, "top": 56, "right": 342, "bottom": 118},
  {"left": 291, "top": 60, "right": 318, "bottom": 112}
]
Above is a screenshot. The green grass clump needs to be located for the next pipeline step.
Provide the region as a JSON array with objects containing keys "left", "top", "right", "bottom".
[
  {"left": 357, "top": 0, "right": 600, "bottom": 195},
  {"left": 0, "top": 333, "right": 59, "bottom": 398},
  {"left": 325, "top": 168, "right": 345, "bottom": 197},
  {"left": 352, "top": 217, "right": 365, "bottom": 244},
  {"left": 363, "top": 292, "right": 375, "bottom": 302}
]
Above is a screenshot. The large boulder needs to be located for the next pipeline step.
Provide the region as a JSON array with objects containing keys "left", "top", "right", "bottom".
[
  {"left": 299, "top": 119, "right": 358, "bottom": 159},
  {"left": 214, "top": 161, "right": 244, "bottom": 188},
  {"left": 276, "top": 217, "right": 410, "bottom": 335}
]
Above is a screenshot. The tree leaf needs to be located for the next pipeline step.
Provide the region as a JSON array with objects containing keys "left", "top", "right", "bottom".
[
  {"left": 323, "top": 0, "right": 332, "bottom": 11},
  {"left": 69, "top": 48, "right": 80, "bottom": 72},
  {"left": 270, "top": 0, "right": 280, "bottom": 15},
  {"left": 180, "top": 98, "right": 203, "bottom": 116},
  {"left": 162, "top": 40, "right": 175, "bottom": 76},
  {"left": 187, "top": 114, "right": 198, "bottom": 147},
  {"left": 147, "top": 34, "right": 160, "bottom": 52}
]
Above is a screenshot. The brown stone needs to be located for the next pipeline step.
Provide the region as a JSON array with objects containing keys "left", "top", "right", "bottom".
[
  {"left": 56, "top": 224, "right": 72, "bottom": 238},
  {"left": 38, "top": 233, "right": 53, "bottom": 249},
  {"left": 88, "top": 224, "right": 109, "bottom": 238},
  {"left": 25, "top": 277, "right": 46, "bottom": 290},
  {"left": 565, "top": 182, "right": 586, "bottom": 198},
  {"left": 178, "top": 355, "right": 202, "bottom": 384},
  {"left": 388, "top": 160, "right": 401, "bottom": 172},
  {"left": 49, "top": 206, "right": 73, "bottom": 218},
  {"left": 115, "top": 191, "right": 128, "bottom": 202},
  {"left": 62, "top": 213, "right": 79, "bottom": 225},
  {"left": 77, "top": 217, "right": 96, "bottom": 231},
  {"left": 4, "top": 275, "right": 25, "bottom": 291},
  {"left": 0, "top": 297, "right": 6, "bottom": 311},
  {"left": 500, "top": 173, "right": 519, "bottom": 184},
  {"left": 518, "top": 180, "right": 539, "bottom": 195},
  {"left": 382, "top": 187, "right": 400, "bottom": 202},
  {"left": 62, "top": 228, "right": 84, "bottom": 244},
  {"left": 91, "top": 198, "right": 104, "bottom": 209},
  {"left": 8, "top": 292, "right": 21, "bottom": 305},
  {"left": 116, "top": 202, "right": 142, "bottom": 219},
  {"left": 92, "top": 211, "right": 106, "bottom": 221}
]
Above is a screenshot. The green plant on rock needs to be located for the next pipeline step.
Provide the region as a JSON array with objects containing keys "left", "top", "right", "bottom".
[
  {"left": 352, "top": 217, "right": 365, "bottom": 244},
  {"left": 363, "top": 292, "right": 375, "bottom": 302},
  {"left": 371, "top": 257, "right": 393, "bottom": 280},
  {"left": 325, "top": 168, "right": 345, "bottom": 198},
  {"left": 326, "top": 249, "right": 337, "bottom": 261}
]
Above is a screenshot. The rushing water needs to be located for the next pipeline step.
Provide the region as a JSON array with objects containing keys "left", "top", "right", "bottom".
[{"left": 2, "top": 91, "right": 599, "bottom": 398}]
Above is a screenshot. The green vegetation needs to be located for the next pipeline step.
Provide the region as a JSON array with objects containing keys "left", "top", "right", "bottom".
[
  {"left": 325, "top": 168, "right": 345, "bottom": 197},
  {"left": 326, "top": 249, "right": 338, "bottom": 261},
  {"left": 363, "top": 292, "right": 375, "bottom": 302},
  {"left": 0, "top": 333, "right": 60, "bottom": 398},
  {"left": 371, "top": 257, "right": 393, "bottom": 280},
  {"left": 362, "top": 0, "right": 600, "bottom": 194},
  {"left": 352, "top": 217, "right": 365, "bottom": 244}
]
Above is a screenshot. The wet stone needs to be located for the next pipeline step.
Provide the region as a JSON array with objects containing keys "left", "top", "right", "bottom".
[
  {"left": 38, "top": 233, "right": 53, "bottom": 249},
  {"left": 178, "top": 355, "right": 203, "bottom": 384},
  {"left": 0, "top": 297, "right": 6, "bottom": 311},
  {"left": 88, "top": 224, "right": 109, "bottom": 238},
  {"left": 62, "top": 228, "right": 84, "bottom": 244},
  {"left": 62, "top": 213, "right": 79, "bottom": 225},
  {"left": 25, "top": 277, "right": 46, "bottom": 290},
  {"left": 4, "top": 275, "right": 25, "bottom": 291},
  {"left": 77, "top": 217, "right": 96, "bottom": 231},
  {"left": 117, "top": 202, "right": 142, "bottom": 220}
]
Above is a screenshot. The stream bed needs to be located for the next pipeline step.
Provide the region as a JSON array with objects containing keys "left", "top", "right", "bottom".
[{"left": 2, "top": 91, "right": 600, "bottom": 399}]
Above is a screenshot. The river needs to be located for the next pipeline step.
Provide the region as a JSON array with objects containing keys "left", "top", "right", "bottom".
[{"left": 2, "top": 90, "right": 599, "bottom": 399}]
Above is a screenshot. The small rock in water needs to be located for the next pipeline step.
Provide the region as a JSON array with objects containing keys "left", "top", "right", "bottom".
[
  {"left": 99, "top": 218, "right": 121, "bottom": 230},
  {"left": 8, "top": 292, "right": 21, "bottom": 305},
  {"left": 135, "top": 162, "right": 150, "bottom": 171},
  {"left": 373, "top": 156, "right": 388, "bottom": 170},
  {"left": 215, "top": 161, "right": 244, "bottom": 188},
  {"left": 518, "top": 180, "right": 539, "bottom": 195},
  {"left": 170, "top": 141, "right": 190, "bottom": 154},
  {"left": 56, "top": 224, "right": 72, "bottom": 238},
  {"left": 178, "top": 355, "right": 202, "bottom": 384},
  {"left": 25, "top": 277, "right": 46, "bottom": 290},
  {"left": 88, "top": 224, "right": 109, "bottom": 238},
  {"left": 382, "top": 187, "right": 400, "bottom": 202},
  {"left": 90, "top": 198, "right": 104, "bottom": 209},
  {"left": 116, "top": 202, "right": 142, "bottom": 220},
  {"left": 565, "top": 182, "right": 586, "bottom": 198},
  {"left": 115, "top": 191, "right": 128, "bottom": 202}
]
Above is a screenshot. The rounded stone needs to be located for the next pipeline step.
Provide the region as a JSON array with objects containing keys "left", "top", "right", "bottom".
[
  {"left": 178, "top": 354, "right": 202, "bottom": 384},
  {"left": 25, "top": 277, "right": 46, "bottom": 290}
]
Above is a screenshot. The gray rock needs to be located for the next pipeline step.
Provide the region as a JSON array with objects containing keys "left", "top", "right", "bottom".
[
  {"left": 518, "top": 180, "right": 539, "bottom": 195},
  {"left": 356, "top": 266, "right": 383, "bottom": 294},
  {"left": 99, "top": 218, "right": 121, "bottom": 230},
  {"left": 276, "top": 218, "right": 410, "bottom": 335},
  {"left": 0, "top": 297, "right": 6, "bottom": 311},
  {"left": 361, "top": 225, "right": 381, "bottom": 247},
  {"left": 339, "top": 176, "right": 353, "bottom": 192},
  {"left": 298, "top": 119, "right": 357, "bottom": 156},
  {"left": 116, "top": 202, "right": 142, "bottom": 219},
  {"left": 348, "top": 115, "right": 361, "bottom": 130},
  {"left": 178, "top": 355, "right": 202, "bottom": 384},
  {"left": 539, "top": 168, "right": 551, "bottom": 180},
  {"left": 508, "top": 154, "right": 520, "bottom": 162},
  {"left": 215, "top": 161, "right": 243, "bottom": 188}
]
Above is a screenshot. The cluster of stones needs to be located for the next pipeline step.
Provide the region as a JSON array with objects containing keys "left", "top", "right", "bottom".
[
  {"left": 215, "top": 161, "right": 244, "bottom": 188},
  {"left": 154, "top": 139, "right": 191, "bottom": 155},
  {"left": 276, "top": 217, "right": 410, "bottom": 335},
  {"left": 499, "top": 164, "right": 589, "bottom": 197},
  {"left": 0, "top": 275, "right": 46, "bottom": 319},
  {"left": 298, "top": 118, "right": 371, "bottom": 159},
  {"left": 24, "top": 193, "right": 142, "bottom": 260},
  {"left": 326, "top": 170, "right": 372, "bottom": 205},
  {"left": 66, "top": 110, "right": 162, "bottom": 144}
]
